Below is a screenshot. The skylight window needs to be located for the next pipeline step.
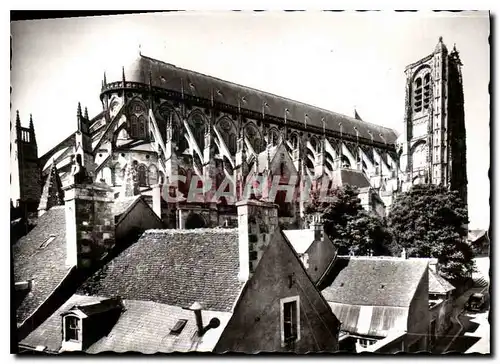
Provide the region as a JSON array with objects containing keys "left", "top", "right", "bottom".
[
  {"left": 170, "top": 319, "right": 188, "bottom": 335},
  {"left": 40, "top": 235, "right": 56, "bottom": 249}
]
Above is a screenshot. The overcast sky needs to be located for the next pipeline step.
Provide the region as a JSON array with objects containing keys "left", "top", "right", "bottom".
[{"left": 10, "top": 11, "right": 490, "bottom": 229}]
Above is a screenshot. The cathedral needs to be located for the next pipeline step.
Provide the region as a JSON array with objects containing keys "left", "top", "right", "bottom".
[{"left": 10, "top": 37, "right": 467, "bottom": 230}]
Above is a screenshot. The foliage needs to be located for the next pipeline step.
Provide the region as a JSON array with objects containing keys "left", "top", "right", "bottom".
[
  {"left": 305, "top": 185, "right": 392, "bottom": 256},
  {"left": 387, "top": 184, "right": 474, "bottom": 282}
]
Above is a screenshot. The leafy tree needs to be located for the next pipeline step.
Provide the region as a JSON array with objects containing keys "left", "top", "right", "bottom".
[
  {"left": 387, "top": 184, "right": 474, "bottom": 282},
  {"left": 305, "top": 185, "right": 392, "bottom": 256}
]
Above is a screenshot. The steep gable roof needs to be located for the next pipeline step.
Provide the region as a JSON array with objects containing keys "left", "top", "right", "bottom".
[
  {"left": 105, "top": 54, "right": 398, "bottom": 146},
  {"left": 77, "top": 229, "right": 244, "bottom": 312},
  {"left": 13, "top": 206, "right": 73, "bottom": 324},
  {"left": 20, "top": 294, "right": 232, "bottom": 354},
  {"left": 428, "top": 269, "right": 455, "bottom": 294},
  {"left": 321, "top": 256, "right": 428, "bottom": 307}
]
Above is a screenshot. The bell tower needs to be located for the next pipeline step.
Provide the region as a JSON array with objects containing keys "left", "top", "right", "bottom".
[{"left": 400, "top": 37, "right": 467, "bottom": 206}]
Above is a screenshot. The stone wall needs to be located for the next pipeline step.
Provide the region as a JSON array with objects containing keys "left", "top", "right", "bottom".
[{"left": 64, "top": 182, "right": 115, "bottom": 269}]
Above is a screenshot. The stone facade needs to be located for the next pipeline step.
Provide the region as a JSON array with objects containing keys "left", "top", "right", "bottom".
[{"left": 11, "top": 38, "right": 468, "bottom": 227}]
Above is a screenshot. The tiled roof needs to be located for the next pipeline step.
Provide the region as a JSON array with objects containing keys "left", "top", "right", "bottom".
[
  {"left": 331, "top": 168, "right": 372, "bottom": 189},
  {"left": 20, "top": 294, "right": 232, "bottom": 354},
  {"left": 77, "top": 229, "right": 244, "bottom": 312},
  {"left": 105, "top": 55, "right": 398, "bottom": 146},
  {"left": 321, "top": 256, "right": 428, "bottom": 307},
  {"left": 112, "top": 196, "right": 142, "bottom": 221},
  {"left": 282, "top": 230, "right": 315, "bottom": 254},
  {"left": 13, "top": 206, "right": 73, "bottom": 324},
  {"left": 428, "top": 269, "right": 455, "bottom": 294}
]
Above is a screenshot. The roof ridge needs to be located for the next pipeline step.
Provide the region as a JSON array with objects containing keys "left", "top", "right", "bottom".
[
  {"left": 144, "top": 228, "right": 238, "bottom": 234},
  {"left": 139, "top": 54, "right": 397, "bottom": 134}
]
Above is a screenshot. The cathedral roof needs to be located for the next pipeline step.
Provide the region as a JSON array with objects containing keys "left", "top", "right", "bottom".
[{"left": 104, "top": 55, "right": 398, "bottom": 146}]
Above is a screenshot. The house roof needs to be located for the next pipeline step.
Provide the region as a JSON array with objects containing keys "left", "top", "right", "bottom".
[
  {"left": 428, "top": 269, "right": 455, "bottom": 294},
  {"left": 77, "top": 229, "right": 244, "bottom": 312},
  {"left": 282, "top": 229, "right": 316, "bottom": 254},
  {"left": 13, "top": 206, "right": 73, "bottom": 324},
  {"left": 321, "top": 256, "right": 428, "bottom": 307},
  {"left": 468, "top": 229, "right": 488, "bottom": 243},
  {"left": 331, "top": 168, "right": 372, "bottom": 189},
  {"left": 104, "top": 54, "right": 398, "bottom": 146},
  {"left": 112, "top": 196, "right": 142, "bottom": 221},
  {"left": 20, "top": 294, "right": 232, "bottom": 354}
]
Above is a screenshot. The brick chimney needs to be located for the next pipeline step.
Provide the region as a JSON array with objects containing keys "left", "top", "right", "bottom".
[
  {"left": 63, "top": 180, "right": 115, "bottom": 269},
  {"left": 236, "top": 199, "right": 279, "bottom": 282}
]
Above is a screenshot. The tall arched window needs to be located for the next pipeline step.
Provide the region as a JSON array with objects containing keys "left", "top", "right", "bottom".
[
  {"left": 137, "top": 164, "right": 148, "bottom": 187},
  {"left": 245, "top": 124, "right": 262, "bottom": 153},
  {"left": 128, "top": 100, "right": 148, "bottom": 139},
  {"left": 269, "top": 129, "right": 279, "bottom": 146},
  {"left": 309, "top": 136, "right": 320, "bottom": 153},
  {"left": 189, "top": 114, "right": 205, "bottom": 150},
  {"left": 218, "top": 118, "right": 237, "bottom": 155},
  {"left": 148, "top": 164, "right": 158, "bottom": 185},
  {"left": 413, "top": 71, "right": 431, "bottom": 113}
]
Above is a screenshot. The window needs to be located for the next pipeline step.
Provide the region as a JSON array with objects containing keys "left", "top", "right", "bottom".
[
  {"left": 170, "top": 319, "right": 188, "bottom": 335},
  {"left": 358, "top": 338, "right": 376, "bottom": 348},
  {"left": 280, "top": 296, "right": 300, "bottom": 347},
  {"left": 137, "top": 164, "right": 148, "bottom": 187},
  {"left": 40, "top": 235, "right": 56, "bottom": 249},
  {"left": 65, "top": 316, "right": 80, "bottom": 342},
  {"left": 413, "top": 72, "right": 431, "bottom": 113}
]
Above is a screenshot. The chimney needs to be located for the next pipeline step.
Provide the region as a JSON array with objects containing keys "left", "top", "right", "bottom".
[
  {"left": 190, "top": 302, "right": 204, "bottom": 336},
  {"left": 401, "top": 247, "right": 407, "bottom": 259},
  {"left": 236, "top": 199, "right": 279, "bottom": 282},
  {"left": 63, "top": 175, "right": 115, "bottom": 269},
  {"left": 310, "top": 213, "right": 324, "bottom": 242}
]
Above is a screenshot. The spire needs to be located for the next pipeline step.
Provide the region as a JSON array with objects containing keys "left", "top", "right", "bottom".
[
  {"left": 16, "top": 110, "right": 21, "bottom": 127},
  {"left": 84, "top": 107, "right": 89, "bottom": 120},
  {"left": 77, "top": 102, "right": 82, "bottom": 132},
  {"left": 435, "top": 36, "right": 448, "bottom": 54},
  {"left": 122, "top": 66, "right": 126, "bottom": 84},
  {"left": 103, "top": 71, "right": 107, "bottom": 85}
]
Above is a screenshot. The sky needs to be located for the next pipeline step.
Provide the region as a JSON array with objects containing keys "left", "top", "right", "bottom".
[{"left": 10, "top": 11, "right": 490, "bottom": 229}]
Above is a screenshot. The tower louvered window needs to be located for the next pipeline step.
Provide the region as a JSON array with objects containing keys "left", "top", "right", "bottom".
[{"left": 413, "top": 73, "right": 431, "bottom": 113}]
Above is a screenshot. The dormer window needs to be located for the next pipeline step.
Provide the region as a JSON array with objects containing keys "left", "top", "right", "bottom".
[
  {"left": 280, "top": 296, "right": 301, "bottom": 348},
  {"left": 65, "top": 315, "right": 81, "bottom": 342}
]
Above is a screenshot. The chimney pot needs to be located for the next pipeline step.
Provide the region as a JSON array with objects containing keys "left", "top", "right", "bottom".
[{"left": 190, "top": 302, "right": 204, "bottom": 336}]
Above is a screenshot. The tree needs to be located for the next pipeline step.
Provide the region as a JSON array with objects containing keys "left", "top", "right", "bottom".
[
  {"left": 305, "top": 185, "right": 392, "bottom": 256},
  {"left": 387, "top": 184, "right": 474, "bottom": 282}
]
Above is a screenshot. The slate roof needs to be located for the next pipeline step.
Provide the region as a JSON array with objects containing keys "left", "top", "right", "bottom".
[
  {"left": 77, "top": 229, "right": 244, "bottom": 312},
  {"left": 104, "top": 55, "right": 398, "bottom": 146},
  {"left": 331, "top": 168, "right": 372, "bottom": 189},
  {"left": 13, "top": 206, "right": 73, "bottom": 324},
  {"left": 112, "top": 196, "right": 142, "bottom": 221},
  {"left": 321, "top": 256, "right": 428, "bottom": 307},
  {"left": 282, "top": 230, "right": 315, "bottom": 254},
  {"left": 428, "top": 269, "right": 455, "bottom": 294},
  {"left": 20, "top": 294, "right": 232, "bottom": 354}
]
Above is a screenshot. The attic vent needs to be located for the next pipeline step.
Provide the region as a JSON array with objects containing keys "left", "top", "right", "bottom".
[
  {"left": 380, "top": 284, "right": 385, "bottom": 289},
  {"left": 40, "top": 235, "right": 56, "bottom": 249},
  {"left": 170, "top": 319, "right": 188, "bottom": 335},
  {"left": 340, "top": 283, "right": 344, "bottom": 287}
]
